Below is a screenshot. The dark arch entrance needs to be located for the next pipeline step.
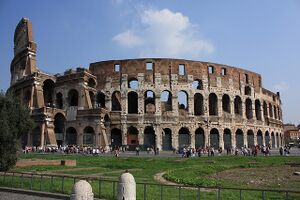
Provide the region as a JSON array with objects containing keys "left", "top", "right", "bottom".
[
  {"left": 56, "top": 92, "right": 63, "bottom": 109},
  {"left": 128, "top": 92, "right": 138, "bottom": 114},
  {"left": 236, "top": 129, "right": 244, "bottom": 148},
  {"left": 83, "top": 126, "right": 95, "bottom": 146},
  {"left": 111, "top": 128, "right": 122, "bottom": 148},
  {"left": 209, "top": 93, "right": 218, "bottom": 116},
  {"left": 68, "top": 89, "right": 79, "bottom": 106},
  {"left": 247, "top": 130, "right": 254, "bottom": 148},
  {"left": 66, "top": 127, "right": 77, "bottom": 145},
  {"left": 210, "top": 128, "right": 219, "bottom": 148},
  {"left": 54, "top": 113, "right": 65, "bottom": 146},
  {"left": 265, "top": 131, "right": 270, "bottom": 146},
  {"left": 257, "top": 130, "right": 263, "bottom": 146},
  {"left": 96, "top": 92, "right": 105, "bottom": 108},
  {"left": 144, "top": 126, "right": 156, "bottom": 149},
  {"left": 194, "top": 93, "right": 204, "bottom": 116},
  {"left": 195, "top": 128, "right": 205, "bottom": 148},
  {"left": 162, "top": 128, "right": 172, "bottom": 151},
  {"left": 223, "top": 129, "right": 231, "bottom": 149},
  {"left": 43, "top": 79, "right": 55, "bottom": 107},
  {"left": 178, "top": 128, "right": 190, "bottom": 148},
  {"left": 276, "top": 133, "right": 279, "bottom": 147},
  {"left": 32, "top": 127, "right": 41, "bottom": 147},
  {"left": 127, "top": 126, "right": 139, "bottom": 150}
]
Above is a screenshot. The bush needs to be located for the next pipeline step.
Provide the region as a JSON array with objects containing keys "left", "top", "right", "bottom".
[{"left": 0, "top": 92, "right": 33, "bottom": 171}]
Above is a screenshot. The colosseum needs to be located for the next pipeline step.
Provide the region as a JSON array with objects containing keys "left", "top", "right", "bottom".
[{"left": 8, "top": 18, "right": 284, "bottom": 151}]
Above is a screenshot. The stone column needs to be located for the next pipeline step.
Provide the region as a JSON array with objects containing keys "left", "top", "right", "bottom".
[
  {"left": 243, "top": 130, "right": 247, "bottom": 148},
  {"left": 155, "top": 125, "right": 162, "bottom": 150},
  {"left": 121, "top": 124, "right": 127, "bottom": 145},
  {"left": 138, "top": 126, "right": 144, "bottom": 146},
  {"left": 262, "top": 132, "right": 266, "bottom": 146},
  {"left": 219, "top": 130, "right": 224, "bottom": 150},
  {"left": 118, "top": 172, "right": 136, "bottom": 200},
  {"left": 254, "top": 132, "right": 258, "bottom": 146},
  {"left": 231, "top": 130, "right": 236, "bottom": 148},
  {"left": 172, "top": 128, "right": 179, "bottom": 150},
  {"left": 71, "top": 180, "right": 94, "bottom": 200},
  {"left": 190, "top": 128, "right": 195, "bottom": 148}
]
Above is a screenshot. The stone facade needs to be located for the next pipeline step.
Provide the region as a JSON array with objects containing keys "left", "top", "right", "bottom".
[{"left": 8, "top": 18, "right": 284, "bottom": 150}]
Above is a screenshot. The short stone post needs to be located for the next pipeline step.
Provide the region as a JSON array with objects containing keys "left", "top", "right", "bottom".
[
  {"left": 70, "top": 180, "right": 94, "bottom": 200},
  {"left": 117, "top": 171, "right": 136, "bottom": 200}
]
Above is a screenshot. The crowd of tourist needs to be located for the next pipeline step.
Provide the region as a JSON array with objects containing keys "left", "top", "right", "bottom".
[{"left": 23, "top": 144, "right": 293, "bottom": 157}]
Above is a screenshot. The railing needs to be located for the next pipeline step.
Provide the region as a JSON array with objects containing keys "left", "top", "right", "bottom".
[{"left": 0, "top": 172, "right": 300, "bottom": 200}]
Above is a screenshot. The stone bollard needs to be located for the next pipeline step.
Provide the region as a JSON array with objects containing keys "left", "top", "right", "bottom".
[
  {"left": 70, "top": 180, "right": 94, "bottom": 200},
  {"left": 117, "top": 171, "right": 136, "bottom": 200}
]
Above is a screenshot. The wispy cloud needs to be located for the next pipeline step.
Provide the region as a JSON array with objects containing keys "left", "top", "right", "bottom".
[
  {"left": 273, "top": 81, "right": 289, "bottom": 92},
  {"left": 112, "top": 8, "right": 214, "bottom": 58}
]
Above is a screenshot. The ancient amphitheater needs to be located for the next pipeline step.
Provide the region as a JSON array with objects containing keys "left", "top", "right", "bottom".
[{"left": 8, "top": 18, "right": 283, "bottom": 151}]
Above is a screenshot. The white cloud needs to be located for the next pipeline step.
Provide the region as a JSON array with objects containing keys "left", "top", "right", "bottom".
[
  {"left": 112, "top": 30, "right": 143, "bottom": 47},
  {"left": 273, "top": 81, "right": 289, "bottom": 92},
  {"left": 112, "top": 8, "right": 214, "bottom": 58}
]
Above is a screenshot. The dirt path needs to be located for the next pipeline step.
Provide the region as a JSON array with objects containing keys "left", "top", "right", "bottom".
[{"left": 153, "top": 172, "right": 178, "bottom": 186}]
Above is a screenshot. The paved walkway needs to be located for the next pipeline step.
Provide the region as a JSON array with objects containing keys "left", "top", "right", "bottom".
[{"left": 0, "top": 191, "right": 64, "bottom": 200}]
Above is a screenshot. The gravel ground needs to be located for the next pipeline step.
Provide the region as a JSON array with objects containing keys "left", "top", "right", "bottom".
[{"left": 0, "top": 191, "right": 62, "bottom": 200}]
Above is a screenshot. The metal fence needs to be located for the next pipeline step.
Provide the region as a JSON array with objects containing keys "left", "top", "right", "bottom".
[{"left": 0, "top": 172, "right": 299, "bottom": 200}]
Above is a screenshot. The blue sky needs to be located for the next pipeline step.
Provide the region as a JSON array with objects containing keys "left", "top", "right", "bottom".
[{"left": 0, "top": 0, "right": 299, "bottom": 124}]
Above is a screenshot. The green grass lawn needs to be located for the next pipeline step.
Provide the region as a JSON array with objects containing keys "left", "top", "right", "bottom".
[{"left": 1, "top": 153, "right": 299, "bottom": 199}]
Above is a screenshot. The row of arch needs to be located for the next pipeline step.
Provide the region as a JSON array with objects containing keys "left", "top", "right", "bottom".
[
  {"left": 50, "top": 123, "right": 283, "bottom": 150},
  {"left": 40, "top": 78, "right": 281, "bottom": 121}
]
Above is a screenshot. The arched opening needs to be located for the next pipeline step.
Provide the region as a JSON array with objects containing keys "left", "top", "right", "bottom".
[
  {"left": 161, "top": 90, "right": 172, "bottom": 112},
  {"left": 87, "top": 78, "right": 96, "bottom": 88},
  {"left": 236, "top": 129, "right": 244, "bottom": 148},
  {"left": 43, "top": 79, "right": 55, "bottom": 107},
  {"left": 96, "top": 92, "right": 105, "bottom": 108},
  {"left": 234, "top": 96, "right": 242, "bottom": 115},
  {"left": 144, "top": 126, "right": 156, "bottom": 149},
  {"left": 66, "top": 127, "right": 77, "bottom": 145},
  {"left": 192, "top": 79, "right": 203, "bottom": 90},
  {"left": 128, "top": 78, "right": 139, "bottom": 89},
  {"left": 247, "top": 130, "right": 254, "bottom": 148},
  {"left": 111, "top": 91, "right": 121, "bottom": 111},
  {"left": 104, "top": 114, "right": 111, "bottom": 127},
  {"left": 111, "top": 128, "right": 122, "bottom": 148},
  {"left": 246, "top": 98, "right": 253, "bottom": 119},
  {"left": 271, "top": 132, "right": 275, "bottom": 148},
  {"left": 263, "top": 101, "right": 268, "bottom": 117},
  {"left": 83, "top": 126, "right": 95, "bottom": 146},
  {"left": 178, "top": 91, "right": 188, "bottom": 111},
  {"left": 68, "top": 89, "right": 79, "bottom": 106},
  {"left": 274, "top": 106, "right": 277, "bottom": 119},
  {"left": 54, "top": 113, "right": 65, "bottom": 146},
  {"left": 178, "top": 127, "right": 190, "bottom": 148},
  {"left": 195, "top": 128, "right": 205, "bottom": 148},
  {"left": 245, "top": 86, "right": 251, "bottom": 96},
  {"left": 276, "top": 133, "right": 279, "bottom": 147},
  {"left": 257, "top": 130, "right": 263, "bottom": 146},
  {"left": 255, "top": 100, "right": 262, "bottom": 120},
  {"left": 162, "top": 128, "right": 172, "bottom": 151},
  {"left": 127, "top": 126, "right": 139, "bottom": 150},
  {"left": 144, "top": 90, "right": 155, "bottom": 113},
  {"left": 89, "top": 91, "right": 95, "bottom": 108},
  {"left": 209, "top": 93, "right": 218, "bottom": 116},
  {"left": 222, "top": 94, "right": 231, "bottom": 113},
  {"left": 223, "top": 129, "right": 231, "bottom": 149},
  {"left": 194, "top": 93, "right": 204, "bottom": 116},
  {"left": 128, "top": 91, "right": 138, "bottom": 114},
  {"left": 265, "top": 131, "right": 270, "bottom": 146},
  {"left": 56, "top": 92, "right": 63, "bottom": 109},
  {"left": 269, "top": 103, "right": 273, "bottom": 118},
  {"left": 32, "top": 127, "right": 41, "bottom": 147},
  {"left": 210, "top": 128, "right": 219, "bottom": 148}
]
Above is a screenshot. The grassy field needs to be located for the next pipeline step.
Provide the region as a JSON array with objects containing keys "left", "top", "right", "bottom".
[{"left": 0, "top": 153, "right": 299, "bottom": 199}]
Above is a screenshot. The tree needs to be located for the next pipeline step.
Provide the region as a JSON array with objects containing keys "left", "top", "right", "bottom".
[{"left": 0, "top": 92, "right": 33, "bottom": 171}]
